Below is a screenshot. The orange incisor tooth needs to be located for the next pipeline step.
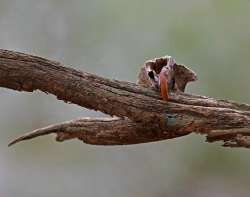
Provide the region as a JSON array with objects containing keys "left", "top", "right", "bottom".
[{"left": 160, "top": 73, "right": 168, "bottom": 101}]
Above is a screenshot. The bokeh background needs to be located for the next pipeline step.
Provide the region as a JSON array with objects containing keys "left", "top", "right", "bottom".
[{"left": 1, "top": 0, "right": 250, "bottom": 196}]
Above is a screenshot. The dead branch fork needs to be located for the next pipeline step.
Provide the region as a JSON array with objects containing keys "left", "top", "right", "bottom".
[{"left": 0, "top": 49, "right": 250, "bottom": 148}]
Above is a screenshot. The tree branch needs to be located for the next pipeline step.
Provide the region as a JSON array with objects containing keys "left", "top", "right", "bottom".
[
  {"left": 8, "top": 117, "right": 187, "bottom": 146},
  {"left": 1, "top": 49, "right": 250, "bottom": 148}
]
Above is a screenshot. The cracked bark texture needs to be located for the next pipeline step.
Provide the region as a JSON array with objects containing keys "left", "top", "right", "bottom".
[{"left": 1, "top": 49, "right": 250, "bottom": 148}]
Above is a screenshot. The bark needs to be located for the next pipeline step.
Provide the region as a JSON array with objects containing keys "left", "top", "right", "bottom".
[
  {"left": 1, "top": 49, "right": 250, "bottom": 148},
  {"left": 8, "top": 118, "right": 186, "bottom": 146}
]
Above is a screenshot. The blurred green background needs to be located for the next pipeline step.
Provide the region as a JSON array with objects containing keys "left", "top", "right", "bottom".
[{"left": 1, "top": 0, "right": 250, "bottom": 196}]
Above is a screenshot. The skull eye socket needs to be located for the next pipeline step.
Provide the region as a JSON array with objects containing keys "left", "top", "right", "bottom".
[{"left": 148, "top": 71, "right": 155, "bottom": 80}]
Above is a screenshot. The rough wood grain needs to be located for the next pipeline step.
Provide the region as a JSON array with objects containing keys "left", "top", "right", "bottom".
[
  {"left": 8, "top": 118, "right": 187, "bottom": 146},
  {"left": 1, "top": 49, "right": 250, "bottom": 148}
]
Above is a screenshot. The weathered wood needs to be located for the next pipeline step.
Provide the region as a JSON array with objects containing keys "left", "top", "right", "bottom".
[
  {"left": 8, "top": 118, "right": 187, "bottom": 146},
  {"left": 1, "top": 49, "right": 250, "bottom": 148}
]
